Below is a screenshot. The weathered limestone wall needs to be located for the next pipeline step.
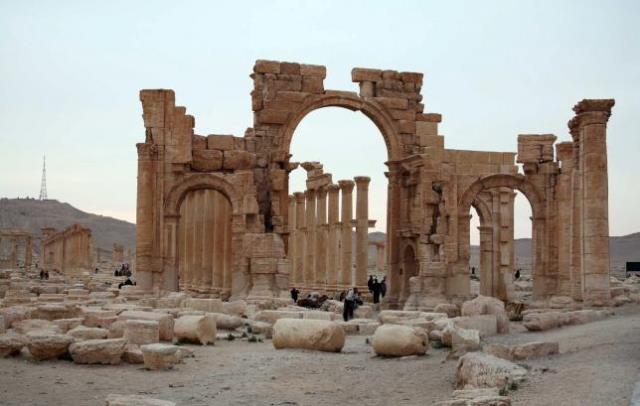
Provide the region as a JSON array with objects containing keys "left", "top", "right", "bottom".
[
  {"left": 41, "top": 224, "right": 92, "bottom": 274},
  {"left": 134, "top": 59, "right": 614, "bottom": 308},
  {"left": 0, "top": 230, "right": 32, "bottom": 270}
]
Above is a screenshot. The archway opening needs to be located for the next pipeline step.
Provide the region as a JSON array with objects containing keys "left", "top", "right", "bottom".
[
  {"left": 286, "top": 106, "right": 389, "bottom": 294},
  {"left": 177, "top": 188, "right": 233, "bottom": 298},
  {"left": 400, "top": 244, "right": 418, "bottom": 303}
]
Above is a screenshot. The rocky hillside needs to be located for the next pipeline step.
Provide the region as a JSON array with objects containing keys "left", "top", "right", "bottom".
[{"left": 0, "top": 198, "right": 135, "bottom": 253}]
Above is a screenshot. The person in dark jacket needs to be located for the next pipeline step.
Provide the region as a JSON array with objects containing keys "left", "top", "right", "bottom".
[
  {"left": 372, "top": 277, "right": 382, "bottom": 304},
  {"left": 367, "top": 275, "right": 374, "bottom": 293},
  {"left": 290, "top": 287, "right": 300, "bottom": 303},
  {"left": 380, "top": 276, "right": 387, "bottom": 298}
]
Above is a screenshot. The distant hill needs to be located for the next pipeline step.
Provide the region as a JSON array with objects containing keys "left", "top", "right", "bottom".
[{"left": 0, "top": 198, "right": 135, "bottom": 253}]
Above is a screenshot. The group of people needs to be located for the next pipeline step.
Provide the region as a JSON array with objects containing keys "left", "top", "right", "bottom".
[
  {"left": 342, "top": 287, "right": 363, "bottom": 322},
  {"left": 367, "top": 275, "right": 386, "bottom": 304},
  {"left": 38, "top": 269, "right": 50, "bottom": 280},
  {"left": 113, "top": 263, "right": 132, "bottom": 277}
]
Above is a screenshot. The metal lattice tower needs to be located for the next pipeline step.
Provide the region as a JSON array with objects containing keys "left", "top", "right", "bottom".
[{"left": 39, "top": 155, "right": 47, "bottom": 200}]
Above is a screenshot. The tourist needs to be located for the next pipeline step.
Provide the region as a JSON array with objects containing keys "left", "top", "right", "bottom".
[
  {"left": 471, "top": 267, "right": 476, "bottom": 276},
  {"left": 39, "top": 269, "right": 44, "bottom": 280},
  {"left": 290, "top": 287, "right": 300, "bottom": 303},
  {"left": 367, "top": 275, "right": 374, "bottom": 293},
  {"left": 380, "top": 276, "right": 387, "bottom": 298},
  {"left": 343, "top": 288, "right": 356, "bottom": 322},
  {"left": 44, "top": 270, "right": 49, "bottom": 280},
  {"left": 514, "top": 269, "right": 521, "bottom": 280},
  {"left": 119, "top": 277, "right": 134, "bottom": 289},
  {"left": 372, "top": 277, "right": 381, "bottom": 304}
]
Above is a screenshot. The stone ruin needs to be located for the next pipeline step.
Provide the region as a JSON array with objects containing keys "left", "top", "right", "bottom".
[
  {"left": 134, "top": 59, "right": 614, "bottom": 308},
  {"left": 0, "top": 229, "right": 32, "bottom": 270},
  {"left": 42, "top": 224, "right": 93, "bottom": 275}
]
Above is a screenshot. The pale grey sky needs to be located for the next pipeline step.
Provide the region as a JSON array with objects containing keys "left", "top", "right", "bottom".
[{"left": 1, "top": 0, "right": 638, "bottom": 244}]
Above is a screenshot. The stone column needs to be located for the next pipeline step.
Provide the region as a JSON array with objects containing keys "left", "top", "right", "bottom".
[
  {"left": 339, "top": 180, "right": 354, "bottom": 289},
  {"left": 556, "top": 142, "right": 574, "bottom": 297},
  {"left": 478, "top": 225, "right": 493, "bottom": 296},
  {"left": 304, "top": 189, "right": 316, "bottom": 290},
  {"left": 572, "top": 99, "right": 614, "bottom": 304},
  {"left": 135, "top": 143, "right": 157, "bottom": 291},
  {"left": 222, "top": 203, "right": 232, "bottom": 299},
  {"left": 202, "top": 191, "right": 214, "bottom": 294},
  {"left": 288, "top": 195, "right": 297, "bottom": 286},
  {"left": 24, "top": 236, "right": 32, "bottom": 269},
  {"left": 10, "top": 238, "right": 17, "bottom": 268},
  {"left": 327, "top": 184, "right": 340, "bottom": 291},
  {"left": 354, "top": 176, "right": 370, "bottom": 290},
  {"left": 213, "top": 192, "right": 227, "bottom": 297},
  {"left": 315, "top": 187, "right": 328, "bottom": 290},
  {"left": 384, "top": 163, "right": 402, "bottom": 307},
  {"left": 294, "top": 192, "right": 306, "bottom": 287}
]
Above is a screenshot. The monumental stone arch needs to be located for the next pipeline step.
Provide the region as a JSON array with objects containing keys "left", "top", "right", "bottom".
[{"left": 135, "top": 59, "right": 614, "bottom": 308}]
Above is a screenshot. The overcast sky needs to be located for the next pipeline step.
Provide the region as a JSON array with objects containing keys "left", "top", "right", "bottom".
[{"left": 1, "top": 0, "right": 638, "bottom": 244}]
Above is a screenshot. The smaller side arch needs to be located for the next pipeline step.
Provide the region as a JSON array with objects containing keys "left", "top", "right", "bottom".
[{"left": 164, "top": 173, "right": 240, "bottom": 217}]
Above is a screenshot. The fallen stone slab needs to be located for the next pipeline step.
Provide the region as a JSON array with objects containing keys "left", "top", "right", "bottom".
[
  {"left": 254, "top": 310, "right": 302, "bottom": 324},
  {"left": 1, "top": 306, "right": 32, "bottom": 329},
  {"left": 68, "top": 325, "right": 109, "bottom": 340},
  {"left": 453, "top": 315, "right": 498, "bottom": 338},
  {"left": 207, "top": 313, "right": 244, "bottom": 330},
  {"left": 32, "top": 303, "right": 79, "bottom": 320},
  {"left": 123, "top": 344, "right": 144, "bottom": 364},
  {"left": 118, "top": 311, "right": 174, "bottom": 341},
  {"left": 435, "top": 388, "right": 511, "bottom": 405},
  {"left": 13, "top": 319, "right": 62, "bottom": 335},
  {"left": 450, "top": 328, "right": 481, "bottom": 358},
  {"left": 26, "top": 331, "right": 74, "bottom": 360},
  {"left": 52, "top": 317, "right": 84, "bottom": 333},
  {"left": 484, "top": 341, "right": 559, "bottom": 361},
  {"left": 174, "top": 315, "right": 216, "bottom": 345},
  {"left": 245, "top": 320, "right": 273, "bottom": 338},
  {"left": 69, "top": 338, "right": 127, "bottom": 365},
  {"left": 124, "top": 320, "right": 159, "bottom": 345},
  {"left": 183, "top": 298, "right": 223, "bottom": 313},
  {"left": 0, "top": 332, "right": 26, "bottom": 357},
  {"left": 434, "top": 303, "right": 460, "bottom": 318},
  {"left": 272, "top": 319, "right": 345, "bottom": 352},
  {"left": 140, "top": 343, "right": 179, "bottom": 370},
  {"left": 456, "top": 352, "right": 527, "bottom": 390},
  {"left": 371, "top": 324, "right": 428, "bottom": 357},
  {"left": 461, "top": 296, "right": 509, "bottom": 334},
  {"left": 106, "top": 394, "right": 176, "bottom": 406},
  {"left": 222, "top": 300, "right": 247, "bottom": 317},
  {"left": 83, "top": 308, "right": 119, "bottom": 329}
]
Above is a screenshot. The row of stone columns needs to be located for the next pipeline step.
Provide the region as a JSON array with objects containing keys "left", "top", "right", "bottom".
[
  {"left": 0, "top": 235, "right": 32, "bottom": 269},
  {"left": 178, "top": 189, "right": 232, "bottom": 297},
  {"left": 288, "top": 176, "right": 371, "bottom": 293}
]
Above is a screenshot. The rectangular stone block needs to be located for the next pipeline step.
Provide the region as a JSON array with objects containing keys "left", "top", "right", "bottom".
[
  {"left": 206, "top": 134, "right": 235, "bottom": 151},
  {"left": 256, "top": 109, "right": 291, "bottom": 124},
  {"left": 396, "top": 120, "right": 416, "bottom": 134},
  {"left": 192, "top": 135, "right": 207, "bottom": 150},
  {"left": 300, "top": 64, "right": 326, "bottom": 78},
  {"left": 351, "top": 68, "right": 382, "bottom": 82},
  {"left": 389, "top": 109, "right": 415, "bottom": 121},
  {"left": 302, "top": 76, "right": 324, "bottom": 94},
  {"left": 254, "top": 60, "right": 281, "bottom": 74},
  {"left": 280, "top": 62, "right": 300, "bottom": 75},
  {"left": 191, "top": 149, "right": 223, "bottom": 172},
  {"left": 416, "top": 121, "right": 438, "bottom": 136},
  {"left": 400, "top": 71, "right": 423, "bottom": 84},
  {"left": 374, "top": 96, "right": 408, "bottom": 109}
]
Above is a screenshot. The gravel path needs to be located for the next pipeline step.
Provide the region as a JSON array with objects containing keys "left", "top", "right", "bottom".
[{"left": 1, "top": 305, "right": 639, "bottom": 405}]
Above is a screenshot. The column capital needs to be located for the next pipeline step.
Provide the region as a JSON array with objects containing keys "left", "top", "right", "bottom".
[
  {"left": 354, "top": 176, "right": 371, "bottom": 189},
  {"left": 316, "top": 186, "right": 328, "bottom": 198},
  {"left": 569, "top": 99, "right": 615, "bottom": 132},
  {"left": 304, "top": 189, "right": 316, "bottom": 199},
  {"left": 294, "top": 191, "right": 305, "bottom": 203},
  {"left": 326, "top": 184, "right": 340, "bottom": 194},
  {"left": 338, "top": 179, "right": 355, "bottom": 192}
]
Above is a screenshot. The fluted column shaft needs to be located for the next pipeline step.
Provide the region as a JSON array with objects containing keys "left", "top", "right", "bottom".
[
  {"left": 294, "top": 192, "right": 306, "bottom": 287},
  {"left": 354, "top": 176, "right": 370, "bottom": 290},
  {"left": 327, "top": 185, "right": 340, "bottom": 290},
  {"left": 304, "top": 189, "right": 316, "bottom": 290},
  {"left": 315, "top": 187, "right": 328, "bottom": 289},
  {"left": 339, "top": 180, "right": 354, "bottom": 289}
]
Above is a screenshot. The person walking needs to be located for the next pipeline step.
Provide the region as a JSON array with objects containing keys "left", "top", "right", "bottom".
[
  {"left": 343, "top": 288, "right": 356, "bottom": 322},
  {"left": 367, "top": 275, "right": 374, "bottom": 293},
  {"left": 380, "top": 276, "right": 387, "bottom": 299},
  {"left": 290, "top": 287, "right": 300, "bottom": 303},
  {"left": 372, "top": 277, "right": 381, "bottom": 304}
]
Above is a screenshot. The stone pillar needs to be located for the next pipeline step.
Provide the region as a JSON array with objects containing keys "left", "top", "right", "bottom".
[
  {"left": 571, "top": 99, "right": 614, "bottom": 304},
  {"left": 326, "top": 184, "right": 340, "bottom": 291},
  {"left": 213, "top": 193, "right": 227, "bottom": 297},
  {"left": 375, "top": 243, "right": 385, "bottom": 271},
  {"left": 222, "top": 202, "right": 232, "bottom": 299},
  {"left": 135, "top": 143, "right": 156, "bottom": 291},
  {"left": 339, "top": 180, "right": 354, "bottom": 289},
  {"left": 478, "top": 225, "right": 493, "bottom": 297},
  {"left": 24, "top": 236, "right": 32, "bottom": 269},
  {"left": 202, "top": 191, "right": 214, "bottom": 294},
  {"left": 315, "top": 187, "right": 328, "bottom": 290},
  {"left": 304, "top": 189, "right": 316, "bottom": 290},
  {"left": 556, "top": 142, "right": 574, "bottom": 297},
  {"left": 10, "top": 238, "right": 17, "bottom": 267},
  {"left": 287, "top": 195, "right": 297, "bottom": 286},
  {"left": 354, "top": 176, "right": 370, "bottom": 290},
  {"left": 385, "top": 163, "right": 402, "bottom": 308},
  {"left": 294, "top": 192, "right": 306, "bottom": 287}
]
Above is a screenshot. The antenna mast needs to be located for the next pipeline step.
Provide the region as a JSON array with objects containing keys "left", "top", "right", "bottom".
[{"left": 39, "top": 155, "right": 48, "bottom": 200}]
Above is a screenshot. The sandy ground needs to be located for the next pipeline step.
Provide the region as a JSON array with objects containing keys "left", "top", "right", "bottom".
[{"left": 1, "top": 305, "right": 639, "bottom": 406}]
